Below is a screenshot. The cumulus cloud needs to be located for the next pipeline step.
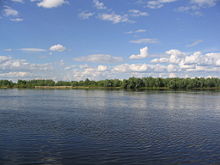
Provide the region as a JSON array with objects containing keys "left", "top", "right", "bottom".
[
  {"left": 113, "top": 64, "right": 148, "bottom": 73},
  {"left": 151, "top": 58, "right": 169, "bottom": 63},
  {"left": 0, "top": 72, "right": 31, "bottom": 78},
  {"left": 206, "top": 53, "right": 220, "bottom": 60},
  {"left": 166, "top": 49, "right": 185, "bottom": 56},
  {"left": 169, "top": 73, "right": 177, "bottom": 78},
  {"left": 93, "top": 0, "right": 107, "bottom": 10},
  {"left": 78, "top": 11, "right": 94, "bottom": 20},
  {"left": 167, "top": 64, "right": 178, "bottom": 72},
  {"left": 129, "top": 47, "right": 149, "bottom": 59},
  {"left": 98, "top": 13, "right": 131, "bottom": 24},
  {"left": 106, "top": 48, "right": 220, "bottom": 78},
  {"left": 0, "top": 55, "right": 52, "bottom": 77},
  {"left": 37, "top": 0, "right": 67, "bottom": 8},
  {"left": 97, "top": 65, "right": 107, "bottom": 71},
  {"left": 74, "top": 54, "right": 123, "bottom": 63},
  {"left": 0, "top": 55, "right": 56, "bottom": 80},
  {"left": 49, "top": 44, "right": 66, "bottom": 52},
  {"left": 152, "top": 49, "right": 185, "bottom": 64},
  {"left": 68, "top": 65, "right": 113, "bottom": 81},
  {"left": 130, "top": 38, "right": 158, "bottom": 44},
  {"left": 151, "top": 49, "right": 220, "bottom": 73},
  {"left": 1, "top": 47, "right": 220, "bottom": 80},
  {"left": 0, "top": 56, "right": 12, "bottom": 63}
]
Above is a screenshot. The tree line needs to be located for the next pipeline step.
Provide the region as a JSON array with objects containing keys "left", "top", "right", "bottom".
[{"left": 0, "top": 77, "right": 220, "bottom": 89}]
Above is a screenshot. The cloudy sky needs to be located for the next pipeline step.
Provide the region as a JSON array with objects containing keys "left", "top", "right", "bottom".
[{"left": 1, "top": 0, "right": 220, "bottom": 81}]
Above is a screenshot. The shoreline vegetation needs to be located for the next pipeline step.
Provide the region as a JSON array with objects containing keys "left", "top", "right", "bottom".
[{"left": 1, "top": 77, "right": 220, "bottom": 90}]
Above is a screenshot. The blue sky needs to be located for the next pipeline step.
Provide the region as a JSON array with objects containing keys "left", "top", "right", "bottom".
[{"left": 0, "top": 0, "right": 220, "bottom": 81}]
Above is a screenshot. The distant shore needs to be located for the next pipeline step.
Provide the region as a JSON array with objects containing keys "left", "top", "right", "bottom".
[
  {"left": 1, "top": 77, "right": 220, "bottom": 90},
  {"left": 34, "top": 86, "right": 122, "bottom": 89},
  {"left": 1, "top": 86, "right": 220, "bottom": 91}
]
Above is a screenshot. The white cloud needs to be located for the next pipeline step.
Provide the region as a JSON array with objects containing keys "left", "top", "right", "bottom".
[
  {"left": 151, "top": 58, "right": 169, "bottom": 63},
  {"left": 49, "top": 44, "right": 66, "bottom": 52},
  {"left": 216, "top": 59, "right": 220, "bottom": 66},
  {"left": 74, "top": 54, "right": 123, "bottom": 63},
  {"left": 152, "top": 49, "right": 185, "bottom": 64},
  {"left": 3, "top": 49, "right": 13, "bottom": 52},
  {"left": 68, "top": 65, "right": 112, "bottom": 81},
  {"left": 126, "top": 29, "right": 147, "bottom": 34},
  {"left": 97, "top": 65, "right": 107, "bottom": 71},
  {"left": 19, "top": 48, "right": 46, "bottom": 52},
  {"left": 128, "top": 9, "right": 148, "bottom": 17},
  {"left": 130, "top": 38, "right": 158, "bottom": 44},
  {"left": 78, "top": 11, "right": 94, "bottom": 20},
  {"left": 177, "top": 5, "right": 199, "bottom": 12},
  {"left": 113, "top": 64, "right": 148, "bottom": 73},
  {"left": 147, "top": 0, "right": 177, "bottom": 9},
  {"left": 169, "top": 73, "right": 177, "bottom": 78},
  {"left": 4, "top": 6, "right": 18, "bottom": 16},
  {"left": 1, "top": 48, "right": 220, "bottom": 80},
  {"left": 177, "top": 0, "right": 218, "bottom": 15},
  {"left": 0, "top": 56, "right": 52, "bottom": 72},
  {"left": 37, "top": 0, "right": 67, "bottom": 8},
  {"left": 112, "top": 64, "right": 168, "bottom": 73},
  {"left": 0, "top": 56, "right": 12, "bottom": 63},
  {"left": 0, "top": 72, "right": 31, "bottom": 78},
  {"left": 184, "top": 51, "right": 201, "bottom": 64},
  {"left": 0, "top": 55, "right": 55, "bottom": 81},
  {"left": 98, "top": 13, "right": 131, "bottom": 24},
  {"left": 38, "top": 49, "right": 220, "bottom": 79},
  {"left": 129, "top": 64, "right": 148, "bottom": 72},
  {"left": 190, "top": 0, "right": 217, "bottom": 7},
  {"left": 187, "top": 40, "right": 203, "bottom": 47},
  {"left": 129, "top": 47, "right": 149, "bottom": 59},
  {"left": 93, "top": 0, "right": 107, "bottom": 10},
  {"left": 167, "top": 64, "right": 178, "bottom": 72},
  {"left": 206, "top": 53, "right": 220, "bottom": 60},
  {"left": 10, "top": 18, "right": 23, "bottom": 22},
  {"left": 134, "top": 29, "right": 146, "bottom": 33},
  {"left": 177, "top": 5, "right": 203, "bottom": 16},
  {"left": 151, "top": 49, "right": 220, "bottom": 75},
  {"left": 166, "top": 49, "right": 185, "bottom": 56}
]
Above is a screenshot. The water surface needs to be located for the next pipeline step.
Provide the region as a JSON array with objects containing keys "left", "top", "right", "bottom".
[{"left": 1, "top": 89, "right": 220, "bottom": 165}]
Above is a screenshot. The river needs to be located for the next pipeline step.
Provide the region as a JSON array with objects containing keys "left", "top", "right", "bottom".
[{"left": 0, "top": 89, "right": 220, "bottom": 165}]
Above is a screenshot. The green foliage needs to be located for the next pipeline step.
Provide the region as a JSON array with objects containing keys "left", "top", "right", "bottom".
[
  {"left": 1, "top": 77, "right": 220, "bottom": 89},
  {"left": 16, "top": 79, "right": 55, "bottom": 88},
  {"left": 0, "top": 80, "right": 14, "bottom": 88}
]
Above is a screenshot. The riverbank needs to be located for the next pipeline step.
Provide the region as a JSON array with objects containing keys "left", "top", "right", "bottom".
[
  {"left": 1, "top": 86, "right": 220, "bottom": 90},
  {"left": 34, "top": 86, "right": 122, "bottom": 89},
  {"left": 1, "top": 78, "right": 220, "bottom": 90}
]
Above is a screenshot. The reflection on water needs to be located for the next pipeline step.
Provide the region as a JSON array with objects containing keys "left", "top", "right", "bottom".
[{"left": 1, "top": 89, "right": 220, "bottom": 165}]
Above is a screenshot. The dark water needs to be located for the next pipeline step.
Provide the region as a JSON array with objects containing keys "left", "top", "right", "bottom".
[{"left": 1, "top": 89, "right": 220, "bottom": 165}]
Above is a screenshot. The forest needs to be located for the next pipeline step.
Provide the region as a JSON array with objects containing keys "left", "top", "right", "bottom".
[{"left": 1, "top": 77, "right": 220, "bottom": 90}]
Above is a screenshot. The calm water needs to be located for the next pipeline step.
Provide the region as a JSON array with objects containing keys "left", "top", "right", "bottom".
[{"left": 1, "top": 89, "right": 220, "bottom": 165}]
